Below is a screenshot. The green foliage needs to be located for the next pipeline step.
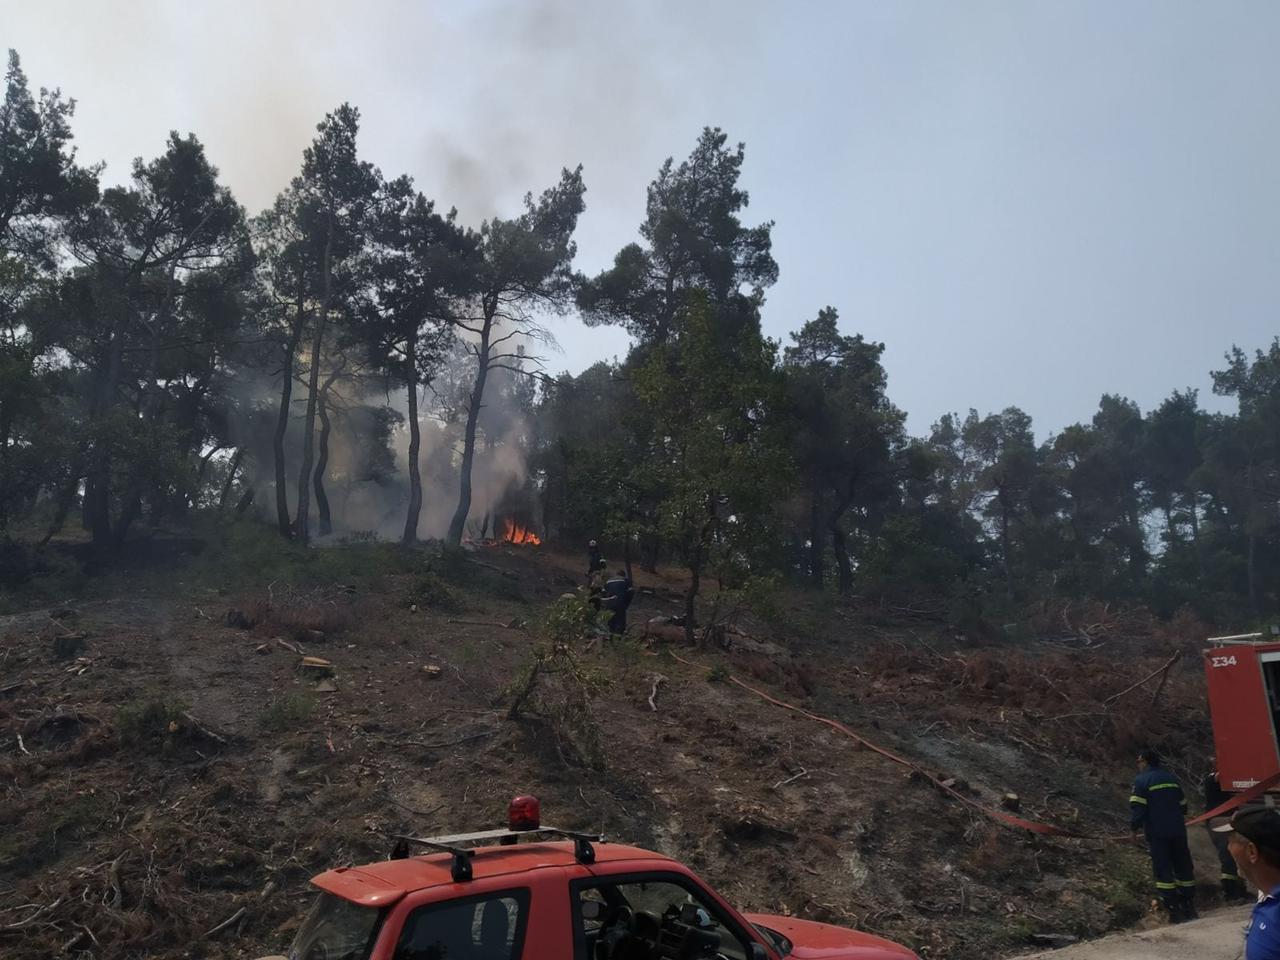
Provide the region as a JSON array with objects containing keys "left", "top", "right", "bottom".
[
  {"left": 7, "top": 44, "right": 1280, "bottom": 633},
  {"left": 180, "top": 519, "right": 420, "bottom": 592},
  {"left": 425, "top": 546, "right": 525, "bottom": 604},
  {"left": 633, "top": 294, "right": 792, "bottom": 627},
  {"left": 407, "top": 570, "right": 462, "bottom": 611},
  {"left": 504, "top": 592, "right": 609, "bottom": 769},
  {"left": 116, "top": 694, "right": 190, "bottom": 749},
  {"left": 261, "top": 693, "right": 316, "bottom": 732},
  {"left": 1088, "top": 844, "right": 1153, "bottom": 924},
  {"left": 782, "top": 306, "right": 905, "bottom": 593}
]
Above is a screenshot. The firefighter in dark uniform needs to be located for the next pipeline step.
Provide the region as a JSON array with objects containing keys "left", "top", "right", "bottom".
[
  {"left": 1130, "top": 749, "right": 1198, "bottom": 922},
  {"left": 586, "top": 540, "right": 606, "bottom": 585},
  {"left": 601, "top": 569, "right": 634, "bottom": 635},
  {"left": 1204, "top": 760, "right": 1249, "bottom": 902}
]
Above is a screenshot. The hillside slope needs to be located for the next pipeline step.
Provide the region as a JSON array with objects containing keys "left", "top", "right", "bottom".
[{"left": 0, "top": 527, "right": 1220, "bottom": 959}]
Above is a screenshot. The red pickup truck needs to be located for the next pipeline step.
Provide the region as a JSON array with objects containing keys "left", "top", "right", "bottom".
[{"left": 263, "top": 796, "right": 917, "bottom": 960}]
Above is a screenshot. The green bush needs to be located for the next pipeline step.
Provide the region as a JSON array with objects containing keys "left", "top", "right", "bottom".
[
  {"left": 116, "top": 695, "right": 190, "bottom": 748},
  {"left": 408, "top": 571, "right": 462, "bottom": 611},
  {"left": 261, "top": 693, "right": 315, "bottom": 732}
]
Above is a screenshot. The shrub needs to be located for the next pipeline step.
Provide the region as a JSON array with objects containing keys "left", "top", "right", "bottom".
[
  {"left": 261, "top": 693, "right": 315, "bottom": 732},
  {"left": 503, "top": 593, "right": 608, "bottom": 769},
  {"left": 408, "top": 571, "right": 462, "bottom": 612},
  {"left": 116, "top": 695, "right": 190, "bottom": 749}
]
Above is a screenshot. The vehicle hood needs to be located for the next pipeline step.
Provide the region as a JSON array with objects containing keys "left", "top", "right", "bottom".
[{"left": 745, "top": 914, "right": 919, "bottom": 960}]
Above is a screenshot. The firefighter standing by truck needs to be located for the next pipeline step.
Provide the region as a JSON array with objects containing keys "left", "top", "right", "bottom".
[
  {"left": 1204, "top": 759, "right": 1249, "bottom": 902},
  {"left": 1130, "top": 749, "right": 1199, "bottom": 923}
]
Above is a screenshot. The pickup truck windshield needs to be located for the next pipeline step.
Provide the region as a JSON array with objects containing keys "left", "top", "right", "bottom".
[{"left": 288, "top": 892, "right": 382, "bottom": 960}]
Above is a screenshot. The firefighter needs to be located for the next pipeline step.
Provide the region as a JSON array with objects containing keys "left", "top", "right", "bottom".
[
  {"left": 601, "top": 569, "right": 634, "bottom": 635},
  {"left": 1130, "top": 749, "right": 1198, "bottom": 922},
  {"left": 586, "top": 540, "right": 606, "bottom": 584},
  {"left": 1204, "top": 759, "right": 1249, "bottom": 902},
  {"left": 1214, "top": 806, "right": 1280, "bottom": 959}
]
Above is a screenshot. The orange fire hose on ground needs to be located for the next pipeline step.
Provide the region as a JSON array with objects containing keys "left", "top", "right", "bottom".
[{"left": 668, "top": 652, "right": 1280, "bottom": 841}]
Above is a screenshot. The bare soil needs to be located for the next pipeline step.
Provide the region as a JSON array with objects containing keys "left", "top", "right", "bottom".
[{"left": 0, "top": 531, "right": 1221, "bottom": 959}]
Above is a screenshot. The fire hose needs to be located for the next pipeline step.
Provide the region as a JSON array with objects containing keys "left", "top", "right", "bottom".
[{"left": 669, "top": 652, "right": 1280, "bottom": 840}]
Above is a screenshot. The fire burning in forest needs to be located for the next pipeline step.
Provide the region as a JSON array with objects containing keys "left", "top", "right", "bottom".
[{"left": 502, "top": 519, "right": 541, "bottom": 545}]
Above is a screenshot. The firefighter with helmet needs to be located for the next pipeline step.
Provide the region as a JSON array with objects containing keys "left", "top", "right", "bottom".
[{"left": 1130, "top": 749, "right": 1198, "bottom": 922}]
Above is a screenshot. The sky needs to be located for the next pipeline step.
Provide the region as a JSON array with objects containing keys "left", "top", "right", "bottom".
[{"left": 6, "top": 0, "right": 1279, "bottom": 436}]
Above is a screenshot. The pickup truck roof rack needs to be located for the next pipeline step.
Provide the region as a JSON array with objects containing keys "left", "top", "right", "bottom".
[{"left": 389, "top": 826, "right": 604, "bottom": 881}]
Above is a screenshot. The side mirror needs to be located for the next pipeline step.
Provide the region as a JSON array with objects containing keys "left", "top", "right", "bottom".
[{"left": 749, "top": 944, "right": 769, "bottom": 960}]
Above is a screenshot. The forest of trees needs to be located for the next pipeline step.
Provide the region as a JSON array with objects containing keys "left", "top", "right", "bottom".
[{"left": 3, "top": 50, "right": 1280, "bottom": 629}]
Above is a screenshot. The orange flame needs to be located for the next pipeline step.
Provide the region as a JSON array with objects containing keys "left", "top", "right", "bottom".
[{"left": 502, "top": 518, "right": 542, "bottom": 545}]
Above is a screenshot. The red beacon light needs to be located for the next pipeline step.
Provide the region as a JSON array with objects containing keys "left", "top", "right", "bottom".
[{"left": 508, "top": 795, "right": 541, "bottom": 832}]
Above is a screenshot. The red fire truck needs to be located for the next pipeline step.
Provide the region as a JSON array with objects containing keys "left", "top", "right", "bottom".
[{"left": 1205, "top": 631, "right": 1280, "bottom": 790}]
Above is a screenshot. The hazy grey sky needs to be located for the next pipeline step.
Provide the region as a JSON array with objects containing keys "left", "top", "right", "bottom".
[{"left": 7, "top": 0, "right": 1279, "bottom": 435}]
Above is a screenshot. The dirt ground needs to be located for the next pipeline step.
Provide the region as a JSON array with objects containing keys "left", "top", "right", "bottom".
[
  {"left": 0, "top": 528, "right": 1224, "bottom": 959},
  {"left": 1014, "top": 905, "right": 1251, "bottom": 960}
]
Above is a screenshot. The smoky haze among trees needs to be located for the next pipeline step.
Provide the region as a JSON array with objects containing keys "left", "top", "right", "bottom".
[{"left": 3, "top": 49, "right": 1279, "bottom": 629}]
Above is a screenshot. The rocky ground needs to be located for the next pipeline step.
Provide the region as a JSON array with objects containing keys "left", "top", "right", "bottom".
[{"left": 0, "top": 522, "right": 1223, "bottom": 959}]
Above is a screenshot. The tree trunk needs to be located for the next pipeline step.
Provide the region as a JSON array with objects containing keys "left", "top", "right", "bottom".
[
  {"left": 1188, "top": 493, "right": 1205, "bottom": 577},
  {"left": 112, "top": 494, "right": 143, "bottom": 548},
  {"left": 1248, "top": 529, "right": 1260, "bottom": 615},
  {"left": 641, "top": 532, "right": 659, "bottom": 573},
  {"left": 273, "top": 326, "right": 301, "bottom": 538},
  {"left": 235, "top": 486, "right": 256, "bottom": 515},
  {"left": 40, "top": 443, "right": 86, "bottom": 546},
  {"left": 218, "top": 448, "right": 244, "bottom": 512},
  {"left": 831, "top": 524, "right": 853, "bottom": 595},
  {"left": 85, "top": 331, "right": 128, "bottom": 549},
  {"left": 999, "top": 490, "right": 1014, "bottom": 599},
  {"left": 445, "top": 305, "right": 493, "bottom": 546},
  {"left": 401, "top": 343, "right": 422, "bottom": 542},
  {"left": 683, "top": 559, "right": 700, "bottom": 646},
  {"left": 0, "top": 404, "right": 12, "bottom": 528},
  {"left": 828, "top": 486, "right": 855, "bottom": 595},
  {"left": 294, "top": 223, "right": 334, "bottom": 545},
  {"left": 314, "top": 391, "right": 333, "bottom": 537},
  {"left": 808, "top": 481, "right": 824, "bottom": 587}
]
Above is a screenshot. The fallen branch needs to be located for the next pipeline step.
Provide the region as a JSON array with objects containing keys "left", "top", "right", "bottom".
[
  {"left": 182, "top": 712, "right": 229, "bottom": 745},
  {"left": 1102, "top": 651, "right": 1181, "bottom": 707},
  {"left": 446, "top": 618, "right": 523, "bottom": 630},
  {"left": 104, "top": 854, "right": 124, "bottom": 909},
  {"left": 203, "top": 906, "right": 246, "bottom": 938},
  {"left": 1, "top": 897, "right": 64, "bottom": 931},
  {"left": 387, "top": 798, "right": 446, "bottom": 818},
  {"left": 773, "top": 768, "right": 809, "bottom": 789},
  {"left": 16, "top": 733, "right": 29, "bottom": 756},
  {"left": 405, "top": 730, "right": 497, "bottom": 751},
  {"left": 275, "top": 638, "right": 303, "bottom": 655},
  {"left": 647, "top": 674, "right": 667, "bottom": 712},
  {"left": 63, "top": 924, "right": 101, "bottom": 953}
]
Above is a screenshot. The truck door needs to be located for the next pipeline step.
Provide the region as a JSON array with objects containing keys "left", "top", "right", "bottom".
[
  {"left": 1206, "top": 645, "right": 1280, "bottom": 790},
  {"left": 373, "top": 869, "right": 569, "bottom": 960}
]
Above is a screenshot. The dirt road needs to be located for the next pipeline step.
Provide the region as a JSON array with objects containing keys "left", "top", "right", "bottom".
[{"left": 1016, "top": 906, "right": 1251, "bottom": 960}]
